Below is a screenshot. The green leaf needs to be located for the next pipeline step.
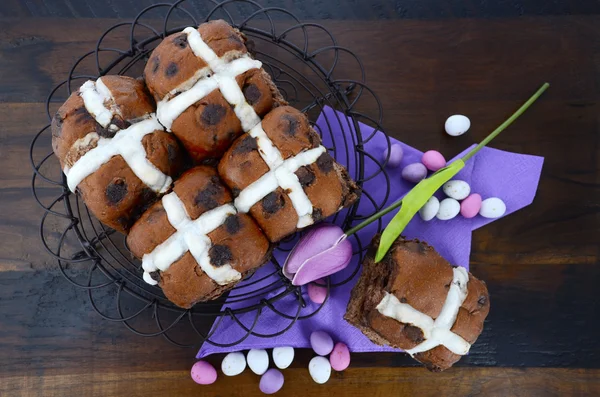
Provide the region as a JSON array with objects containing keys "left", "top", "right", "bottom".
[{"left": 374, "top": 160, "right": 465, "bottom": 262}]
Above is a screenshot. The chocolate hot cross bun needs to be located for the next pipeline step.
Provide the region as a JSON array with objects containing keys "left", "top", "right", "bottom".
[
  {"left": 51, "top": 76, "right": 183, "bottom": 233},
  {"left": 144, "top": 19, "right": 286, "bottom": 163},
  {"left": 218, "top": 106, "right": 360, "bottom": 242},
  {"left": 345, "top": 236, "right": 490, "bottom": 372},
  {"left": 127, "top": 166, "right": 271, "bottom": 308}
]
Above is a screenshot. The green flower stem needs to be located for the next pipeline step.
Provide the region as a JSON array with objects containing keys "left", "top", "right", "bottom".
[
  {"left": 345, "top": 197, "right": 403, "bottom": 237},
  {"left": 344, "top": 82, "right": 550, "bottom": 263},
  {"left": 462, "top": 82, "right": 550, "bottom": 162}
]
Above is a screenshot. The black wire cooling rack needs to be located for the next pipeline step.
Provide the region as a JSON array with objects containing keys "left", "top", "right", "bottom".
[{"left": 30, "top": 0, "right": 392, "bottom": 348}]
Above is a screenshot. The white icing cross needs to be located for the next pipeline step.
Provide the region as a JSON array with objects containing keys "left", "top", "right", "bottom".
[
  {"left": 79, "top": 78, "right": 121, "bottom": 131},
  {"left": 158, "top": 26, "right": 326, "bottom": 228},
  {"left": 376, "top": 266, "right": 472, "bottom": 356},
  {"left": 64, "top": 115, "right": 172, "bottom": 194},
  {"left": 234, "top": 142, "right": 325, "bottom": 228},
  {"left": 156, "top": 27, "right": 262, "bottom": 132},
  {"left": 141, "top": 191, "right": 240, "bottom": 286}
]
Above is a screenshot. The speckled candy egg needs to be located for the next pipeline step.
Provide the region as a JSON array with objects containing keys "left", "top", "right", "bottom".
[
  {"left": 479, "top": 197, "right": 507, "bottom": 218},
  {"left": 445, "top": 114, "right": 471, "bottom": 136},
  {"left": 307, "top": 279, "right": 328, "bottom": 304},
  {"left": 273, "top": 346, "right": 295, "bottom": 370},
  {"left": 419, "top": 196, "right": 440, "bottom": 222},
  {"left": 460, "top": 193, "right": 482, "bottom": 218},
  {"left": 402, "top": 162, "right": 428, "bottom": 183},
  {"left": 310, "top": 330, "right": 334, "bottom": 356},
  {"left": 436, "top": 198, "right": 461, "bottom": 220},
  {"left": 309, "top": 356, "right": 332, "bottom": 384},
  {"left": 221, "top": 352, "right": 246, "bottom": 376},
  {"left": 330, "top": 342, "right": 351, "bottom": 371},
  {"left": 259, "top": 368, "right": 284, "bottom": 394},
  {"left": 421, "top": 150, "right": 446, "bottom": 172},
  {"left": 443, "top": 180, "right": 471, "bottom": 200},
  {"left": 247, "top": 349, "right": 269, "bottom": 375},
  {"left": 384, "top": 143, "right": 404, "bottom": 168},
  {"left": 191, "top": 360, "right": 217, "bottom": 385}
]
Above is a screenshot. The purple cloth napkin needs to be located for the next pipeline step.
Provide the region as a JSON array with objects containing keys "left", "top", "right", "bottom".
[{"left": 197, "top": 107, "right": 544, "bottom": 357}]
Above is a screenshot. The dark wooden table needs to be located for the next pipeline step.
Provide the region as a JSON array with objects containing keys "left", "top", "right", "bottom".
[{"left": 1, "top": 1, "right": 599, "bottom": 396}]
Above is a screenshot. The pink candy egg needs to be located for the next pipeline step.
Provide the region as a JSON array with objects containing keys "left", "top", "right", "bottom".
[
  {"left": 401, "top": 162, "right": 428, "bottom": 183},
  {"left": 329, "top": 342, "right": 351, "bottom": 371},
  {"left": 310, "top": 330, "right": 334, "bottom": 356},
  {"left": 384, "top": 143, "right": 404, "bottom": 168},
  {"left": 259, "top": 368, "right": 284, "bottom": 394},
  {"left": 191, "top": 360, "right": 217, "bottom": 385},
  {"left": 460, "top": 194, "right": 482, "bottom": 218},
  {"left": 421, "top": 150, "right": 446, "bottom": 172},
  {"left": 307, "top": 279, "right": 328, "bottom": 304}
]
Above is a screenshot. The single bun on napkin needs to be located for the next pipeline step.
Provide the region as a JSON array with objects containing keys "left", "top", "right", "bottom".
[
  {"left": 218, "top": 106, "right": 360, "bottom": 242},
  {"left": 51, "top": 75, "right": 184, "bottom": 233},
  {"left": 127, "top": 166, "right": 271, "bottom": 308},
  {"left": 144, "top": 19, "right": 286, "bottom": 163},
  {"left": 345, "top": 236, "right": 490, "bottom": 372}
]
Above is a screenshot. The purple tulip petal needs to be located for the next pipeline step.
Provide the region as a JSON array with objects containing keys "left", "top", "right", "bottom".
[
  {"left": 282, "top": 223, "right": 353, "bottom": 285},
  {"left": 286, "top": 231, "right": 353, "bottom": 286},
  {"left": 282, "top": 224, "right": 347, "bottom": 280}
]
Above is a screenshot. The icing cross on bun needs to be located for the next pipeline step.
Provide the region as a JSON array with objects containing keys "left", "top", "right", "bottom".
[
  {"left": 218, "top": 106, "right": 360, "bottom": 242},
  {"left": 127, "top": 166, "right": 271, "bottom": 308},
  {"left": 51, "top": 76, "right": 183, "bottom": 233},
  {"left": 144, "top": 20, "right": 286, "bottom": 162},
  {"left": 345, "top": 236, "right": 490, "bottom": 371}
]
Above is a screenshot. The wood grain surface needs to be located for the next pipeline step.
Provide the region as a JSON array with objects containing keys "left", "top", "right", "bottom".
[{"left": 1, "top": 4, "right": 599, "bottom": 397}]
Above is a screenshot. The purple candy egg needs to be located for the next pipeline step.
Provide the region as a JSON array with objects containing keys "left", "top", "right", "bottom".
[
  {"left": 384, "top": 144, "right": 404, "bottom": 168},
  {"left": 310, "top": 330, "right": 334, "bottom": 356},
  {"left": 259, "top": 368, "right": 284, "bottom": 394},
  {"left": 330, "top": 342, "right": 351, "bottom": 371},
  {"left": 460, "top": 193, "right": 482, "bottom": 218},
  {"left": 402, "top": 162, "right": 428, "bottom": 183},
  {"left": 307, "top": 279, "right": 328, "bottom": 304},
  {"left": 421, "top": 150, "right": 446, "bottom": 172},
  {"left": 191, "top": 360, "right": 217, "bottom": 385}
]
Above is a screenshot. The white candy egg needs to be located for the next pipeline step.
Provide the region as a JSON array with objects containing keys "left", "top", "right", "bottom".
[
  {"left": 443, "top": 180, "right": 471, "bottom": 200},
  {"left": 479, "top": 197, "right": 506, "bottom": 218},
  {"left": 247, "top": 349, "right": 269, "bottom": 375},
  {"left": 308, "top": 356, "right": 331, "bottom": 384},
  {"left": 419, "top": 196, "right": 440, "bottom": 221},
  {"left": 221, "top": 352, "right": 246, "bottom": 376},
  {"left": 436, "top": 198, "right": 461, "bottom": 220},
  {"left": 273, "top": 346, "right": 295, "bottom": 369},
  {"left": 445, "top": 115, "right": 471, "bottom": 136}
]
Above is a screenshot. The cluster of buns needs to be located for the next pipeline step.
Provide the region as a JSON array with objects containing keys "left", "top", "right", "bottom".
[{"left": 51, "top": 20, "right": 359, "bottom": 308}]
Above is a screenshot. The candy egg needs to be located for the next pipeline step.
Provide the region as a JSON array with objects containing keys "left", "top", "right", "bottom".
[
  {"left": 479, "top": 197, "right": 506, "bottom": 218},
  {"left": 401, "top": 162, "right": 428, "bottom": 183},
  {"left": 247, "top": 349, "right": 269, "bottom": 375},
  {"left": 309, "top": 356, "right": 332, "bottom": 384},
  {"left": 436, "top": 198, "right": 460, "bottom": 220},
  {"left": 307, "top": 279, "right": 328, "bottom": 304},
  {"left": 273, "top": 346, "right": 295, "bottom": 370},
  {"left": 330, "top": 342, "right": 351, "bottom": 371},
  {"left": 310, "top": 330, "right": 334, "bottom": 356},
  {"left": 221, "top": 352, "right": 246, "bottom": 376},
  {"left": 384, "top": 143, "right": 404, "bottom": 168},
  {"left": 460, "top": 194, "right": 482, "bottom": 218},
  {"left": 443, "top": 180, "right": 471, "bottom": 200},
  {"left": 191, "top": 360, "right": 217, "bottom": 385},
  {"left": 259, "top": 369, "right": 284, "bottom": 394},
  {"left": 421, "top": 150, "right": 446, "bottom": 172},
  {"left": 445, "top": 114, "right": 471, "bottom": 136},
  {"left": 419, "top": 196, "right": 440, "bottom": 222}
]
